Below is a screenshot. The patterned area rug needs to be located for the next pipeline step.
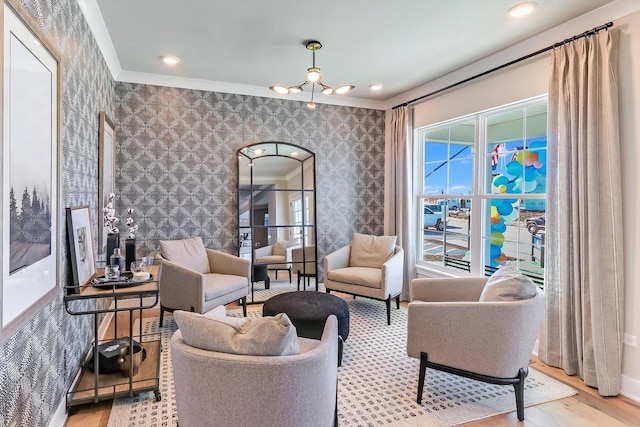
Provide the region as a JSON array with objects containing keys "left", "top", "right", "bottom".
[
  {"left": 108, "top": 297, "right": 576, "bottom": 427},
  {"left": 249, "top": 276, "right": 319, "bottom": 304}
]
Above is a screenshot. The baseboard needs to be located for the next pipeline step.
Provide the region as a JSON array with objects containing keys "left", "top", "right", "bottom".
[
  {"left": 48, "top": 399, "right": 68, "bottom": 427},
  {"left": 621, "top": 374, "right": 640, "bottom": 402}
]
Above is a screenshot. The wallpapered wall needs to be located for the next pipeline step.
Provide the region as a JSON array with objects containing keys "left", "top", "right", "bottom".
[
  {"left": 0, "top": 2, "right": 384, "bottom": 424},
  {"left": 0, "top": 0, "right": 115, "bottom": 425},
  {"left": 114, "top": 83, "right": 386, "bottom": 278}
]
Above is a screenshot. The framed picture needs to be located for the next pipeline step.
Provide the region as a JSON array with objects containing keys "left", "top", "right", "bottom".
[
  {"left": 98, "top": 111, "right": 116, "bottom": 255},
  {"left": 66, "top": 206, "right": 97, "bottom": 291},
  {"left": 1, "top": 0, "right": 62, "bottom": 343}
]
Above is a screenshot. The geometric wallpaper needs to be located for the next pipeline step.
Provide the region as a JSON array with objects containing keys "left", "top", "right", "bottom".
[
  {"left": 0, "top": 0, "right": 115, "bottom": 425},
  {"left": 115, "top": 84, "right": 386, "bottom": 279},
  {"left": 0, "top": 1, "right": 384, "bottom": 425}
]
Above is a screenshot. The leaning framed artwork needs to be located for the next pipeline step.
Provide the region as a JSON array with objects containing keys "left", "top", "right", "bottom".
[
  {"left": 0, "top": 0, "right": 62, "bottom": 343},
  {"left": 66, "top": 206, "right": 97, "bottom": 291},
  {"left": 98, "top": 111, "right": 116, "bottom": 255}
]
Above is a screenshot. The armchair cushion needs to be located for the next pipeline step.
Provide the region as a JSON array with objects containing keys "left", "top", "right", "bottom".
[
  {"left": 159, "top": 236, "right": 210, "bottom": 274},
  {"left": 479, "top": 264, "right": 537, "bottom": 302},
  {"left": 349, "top": 233, "right": 397, "bottom": 268},
  {"left": 174, "top": 310, "right": 300, "bottom": 356},
  {"left": 272, "top": 239, "right": 299, "bottom": 256},
  {"left": 327, "top": 266, "right": 381, "bottom": 289},
  {"left": 255, "top": 255, "right": 284, "bottom": 264}
]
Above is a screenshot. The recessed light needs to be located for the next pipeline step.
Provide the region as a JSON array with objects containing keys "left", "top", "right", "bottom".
[
  {"left": 508, "top": 2, "right": 537, "bottom": 17},
  {"left": 369, "top": 84, "right": 383, "bottom": 91},
  {"left": 161, "top": 55, "right": 180, "bottom": 65}
]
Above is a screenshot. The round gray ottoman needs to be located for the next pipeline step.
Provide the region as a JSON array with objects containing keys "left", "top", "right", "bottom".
[{"left": 262, "top": 291, "right": 350, "bottom": 364}]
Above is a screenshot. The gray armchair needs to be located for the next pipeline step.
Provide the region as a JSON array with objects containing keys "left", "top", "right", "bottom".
[
  {"left": 406, "top": 277, "right": 546, "bottom": 421},
  {"left": 171, "top": 315, "right": 338, "bottom": 427},
  {"left": 254, "top": 239, "right": 300, "bottom": 283},
  {"left": 324, "top": 233, "right": 404, "bottom": 325},
  {"left": 158, "top": 237, "right": 250, "bottom": 326}
]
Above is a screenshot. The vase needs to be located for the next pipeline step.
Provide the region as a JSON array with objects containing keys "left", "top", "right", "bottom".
[
  {"left": 106, "top": 233, "right": 120, "bottom": 262},
  {"left": 125, "top": 238, "right": 136, "bottom": 271}
]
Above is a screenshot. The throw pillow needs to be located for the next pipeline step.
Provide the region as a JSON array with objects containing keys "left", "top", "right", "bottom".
[
  {"left": 479, "top": 264, "right": 537, "bottom": 301},
  {"left": 349, "top": 233, "right": 397, "bottom": 269},
  {"left": 272, "top": 238, "right": 299, "bottom": 256},
  {"left": 159, "top": 236, "right": 210, "bottom": 274},
  {"left": 174, "top": 311, "right": 300, "bottom": 356}
]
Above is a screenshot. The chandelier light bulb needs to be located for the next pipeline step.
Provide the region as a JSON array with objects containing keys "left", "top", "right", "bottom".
[
  {"left": 305, "top": 67, "right": 322, "bottom": 83},
  {"left": 306, "top": 101, "right": 318, "bottom": 110},
  {"left": 334, "top": 85, "right": 355, "bottom": 95},
  {"left": 288, "top": 85, "right": 303, "bottom": 93},
  {"left": 269, "top": 85, "right": 290, "bottom": 95},
  {"left": 321, "top": 86, "right": 334, "bottom": 95}
]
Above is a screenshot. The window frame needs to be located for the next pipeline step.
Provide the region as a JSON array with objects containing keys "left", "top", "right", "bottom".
[{"left": 414, "top": 95, "right": 548, "bottom": 279}]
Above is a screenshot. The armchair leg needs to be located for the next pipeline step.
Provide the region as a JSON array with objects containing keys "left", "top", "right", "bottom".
[
  {"left": 417, "top": 352, "right": 428, "bottom": 404},
  {"left": 241, "top": 296, "right": 247, "bottom": 317},
  {"left": 159, "top": 306, "right": 165, "bottom": 327},
  {"left": 396, "top": 295, "right": 400, "bottom": 309},
  {"left": 297, "top": 274, "right": 301, "bottom": 291},
  {"left": 385, "top": 297, "right": 391, "bottom": 325},
  {"left": 514, "top": 368, "right": 527, "bottom": 421}
]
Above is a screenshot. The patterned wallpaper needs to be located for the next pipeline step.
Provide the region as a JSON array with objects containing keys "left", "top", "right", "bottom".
[
  {"left": 114, "top": 84, "right": 386, "bottom": 277},
  {"left": 0, "top": 0, "right": 115, "bottom": 425},
  {"left": 0, "top": 2, "right": 384, "bottom": 425}
]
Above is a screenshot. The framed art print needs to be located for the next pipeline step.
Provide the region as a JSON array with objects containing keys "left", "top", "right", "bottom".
[
  {"left": 1, "top": 0, "right": 61, "bottom": 342},
  {"left": 66, "top": 206, "right": 97, "bottom": 291}
]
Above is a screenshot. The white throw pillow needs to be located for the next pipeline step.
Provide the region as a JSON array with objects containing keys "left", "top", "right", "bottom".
[
  {"left": 479, "top": 264, "right": 537, "bottom": 301},
  {"left": 174, "top": 311, "right": 300, "bottom": 356},
  {"left": 159, "top": 236, "right": 210, "bottom": 274},
  {"left": 349, "top": 233, "right": 397, "bottom": 269}
]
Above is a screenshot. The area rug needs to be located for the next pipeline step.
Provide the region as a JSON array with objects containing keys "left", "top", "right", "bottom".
[
  {"left": 249, "top": 276, "right": 317, "bottom": 304},
  {"left": 108, "top": 298, "right": 576, "bottom": 427}
]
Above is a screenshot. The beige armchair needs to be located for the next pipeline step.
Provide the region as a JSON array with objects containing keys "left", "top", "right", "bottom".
[
  {"left": 406, "top": 276, "right": 546, "bottom": 421},
  {"left": 254, "top": 239, "right": 299, "bottom": 282},
  {"left": 292, "top": 245, "right": 317, "bottom": 291},
  {"left": 158, "top": 237, "right": 250, "bottom": 326},
  {"left": 171, "top": 315, "right": 338, "bottom": 427},
  {"left": 324, "top": 233, "right": 404, "bottom": 325}
]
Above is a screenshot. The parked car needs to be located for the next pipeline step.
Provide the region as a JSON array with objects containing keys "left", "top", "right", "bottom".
[
  {"left": 526, "top": 215, "right": 545, "bottom": 235},
  {"left": 424, "top": 206, "right": 445, "bottom": 231}
]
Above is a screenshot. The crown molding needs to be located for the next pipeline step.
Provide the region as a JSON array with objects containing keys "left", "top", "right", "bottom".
[{"left": 75, "top": 0, "right": 121, "bottom": 78}]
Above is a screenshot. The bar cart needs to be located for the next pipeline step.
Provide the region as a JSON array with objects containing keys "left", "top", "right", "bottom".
[{"left": 63, "top": 267, "right": 161, "bottom": 413}]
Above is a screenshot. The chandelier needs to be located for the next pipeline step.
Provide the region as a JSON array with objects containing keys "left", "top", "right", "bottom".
[{"left": 269, "top": 40, "right": 355, "bottom": 109}]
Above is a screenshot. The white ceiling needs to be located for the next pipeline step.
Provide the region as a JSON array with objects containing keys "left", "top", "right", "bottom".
[{"left": 86, "top": 0, "right": 617, "bottom": 110}]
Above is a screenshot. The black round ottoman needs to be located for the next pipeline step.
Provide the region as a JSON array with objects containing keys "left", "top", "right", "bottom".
[
  {"left": 263, "top": 291, "right": 350, "bottom": 365},
  {"left": 263, "top": 291, "right": 349, "bottom": 341}
]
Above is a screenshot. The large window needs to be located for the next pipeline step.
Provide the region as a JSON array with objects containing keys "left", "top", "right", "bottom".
[{"left": 416, "top": 96, "right": 547, "bottom": 285}]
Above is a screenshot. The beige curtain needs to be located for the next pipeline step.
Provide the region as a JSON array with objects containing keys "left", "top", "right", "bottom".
[
  {"left": 384, "top": 106, "right": 416, "bottom": 301},
  {"left": 540, "top": 30, "right": 623, "bottom": 395}
]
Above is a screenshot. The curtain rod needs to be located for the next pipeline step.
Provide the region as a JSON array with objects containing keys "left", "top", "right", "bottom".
[{"left": 393, "top": 21, "right": 613, "bottom": 110}]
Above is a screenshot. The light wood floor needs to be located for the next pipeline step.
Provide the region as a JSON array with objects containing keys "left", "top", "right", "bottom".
[{"left": 65, "top": 299, "right": 640, "bottom": 427}]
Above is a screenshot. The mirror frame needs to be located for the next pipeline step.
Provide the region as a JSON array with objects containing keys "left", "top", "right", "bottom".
[{"left": 237, "top": 142, "right": 317, "bottom": 282}]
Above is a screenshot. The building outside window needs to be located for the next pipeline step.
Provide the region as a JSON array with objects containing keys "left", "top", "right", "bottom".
[{"left": 415, "top": 96, "right": 547, "bottom": 286}]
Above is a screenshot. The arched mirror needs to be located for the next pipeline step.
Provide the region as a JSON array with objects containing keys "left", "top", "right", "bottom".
[{"left": 238, "top": 142, "right": 317, "bottom": 302}]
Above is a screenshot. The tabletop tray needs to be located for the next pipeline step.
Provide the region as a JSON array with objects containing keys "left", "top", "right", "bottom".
[{"left": 91, "top": 273, "right": 154, "bottom": 289}]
